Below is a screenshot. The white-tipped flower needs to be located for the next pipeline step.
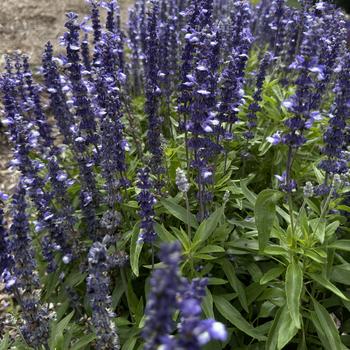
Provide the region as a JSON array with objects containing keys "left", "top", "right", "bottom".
[
  {"left": 333, "top": 174, "right": 342, "bottom": 188},
  {"left": 176, "top": 168, "right": 190, "bottom": 193},
  {"left": 223, "top": 190, "right": 230, "bottom": 203},
  {"left": 303, "top": 181, "right": 314, "bottom": 198}
]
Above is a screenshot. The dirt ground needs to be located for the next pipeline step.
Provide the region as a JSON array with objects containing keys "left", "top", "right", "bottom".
[{"left": 0, "top": 0, "right": 132, "bottom": 66}]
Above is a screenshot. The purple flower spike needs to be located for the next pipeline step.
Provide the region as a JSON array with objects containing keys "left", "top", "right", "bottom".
[{"left": 137, "top": 168, "right": 157, "bottom": 243}]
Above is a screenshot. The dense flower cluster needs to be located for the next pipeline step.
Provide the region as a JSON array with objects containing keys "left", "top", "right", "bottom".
[
  {"left": 0, "top": 193, "right": 10, "bottom": 278},
  {"left": 87, "top": 241, "right": 120, "bottom": 350},
  {"left": 244, "top": 51, "right": 272, "bottom": 139},
  {"left": 3, "top": 180, "right": 50, "bottom": 349},
  {"left": 319, "top": 53, "right": 350, "bottom": 177},
  {"left": 137, "top": 167, "right": 157, "bottom": 243},
  {"left": 144, "top": 0, "right": 165, "bottom": 179}
]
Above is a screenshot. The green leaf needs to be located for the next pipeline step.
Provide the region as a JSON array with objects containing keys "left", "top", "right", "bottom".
[
  {"left": 122, "top": 200, "right": 139, "bottom": 209},
  {"left": 193, "top": 253, "right": 216, "bottom": 260},
  {"left": 193, "top": 206, "right": 224, "bottom": 246},
  {"left": 260, "top": 266, "right": 285, "bottom": 285},
  {"left": 115, "top": 317, "right": 132, "bottom": 327},
  {"left": 122, "top": 337, "right": 138, "bottom": 350},
  {"left": 196, "top": 245, "right": 225, "bottom": 254},
  {"left": 112, "top": 281, "right": 125, "bottom": 309},
  {"left": 265, "top": 305, "right": 298, "bottom": 350},
  {"left": 154, "top": 223, "right": 176, "bottom": 243},
  {"left": 240, "top": 179, "right": 257, "bottom": 205},
  {"left": 70, "top": 334, "right": 96, "bottom": 350},
  {"left": 202, "top": 287, "right": 215, "bottom": 318},
  {"left": 43, "top": 270, "right": 60, "bottom": 301},
  {"left": 207, "top": 277, "right": 228, "bottom": 285},
  {"left": 56, "top": 300, "right": 70, "bottom": 322},
  {"left": 313, "top": 220, "right": 326, "bottom": 244},
  {"left": 171, "top": 226, "right": 191, "bottom": 251},
  {"left": 0, "top": 332, "right": 10, "bottom": 350},
  {"left": 305, "top": 198, "right": 321, "bottom": 215},
  {"left": 227, "top": 218, "right": 256, "bottom": 229},
  {"left": 125, "top": 272, "right": 140, "bottom": 318},
  {"left": 64, "top": 271, "right": 88, "bottom": 288},
  {"left": 304, "top": 249, "right": 326, "bottom": 264},
  {"left": 310, "top": 311, "right": 332, "bottom": 350},
  {"left": 328, "top": 240, "right": 350, "bottom": 252},
  {"left": 262, "top": 246, "right": 289, "bottom": 257},
  {"left": 247, "top": 263, "right": 263, "bottom": 282},
  {"left": 258, "top": 301, "right": 276, "bottom": 318},
  {"left": 9, "top": 341, "right": 31, "bottom": 350},
  {"left": 134, "top": 297, "right": 145, "bottom": 324},
  {"left": 226, "top": 239, "right": 259, "bottom": 251},
  {"left": 277, "top": 306, "right": 298, "bottom": 349},
  {"left": 336, "top": 205, "right": 350, "bottom": 213},
  {"left": 130, "top": 223, "right": 143, "bottom": 277},
  {"left": 275, "top": 308, "right": 299, "bottom": 349},
  {"left": 313, "top": 165, "right": 325, "bottom": 184},
  {"left": 214, "top": 295, "right": 265, "bottom": 341},
  {"left": 49, "top": 310, "right": 74, "bottom": 349},
  {"left": 285, "top": 260, "right": 303, "bottom": 329},
  {"left": 331, "top": 264, "right": 350, "bottom": 285},
  {"left": 161, "top": 197, "right": 198, "bottom": 228},
  {"left": 311, "top": 298, "right": 343, "bottom": 350},
  {"left": 326, "top": 221, "right": 340, "bottom": 239},
  {"left": 255, "top": 189, "right": 283, "bottom": 250},
  {"left": 221, "top": 260, "right": 249, "bottom": 313},
  {"left": 308, "top": 273, "right": 350, "bottom": 301}
]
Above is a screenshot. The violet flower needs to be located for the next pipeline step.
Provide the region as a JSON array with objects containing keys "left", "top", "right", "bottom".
[
  {"left": 319, "top": 53, "right": 350, "bottom": 176},
  {"left": 144, "top": 0, "right": 164, "bottom": 178},
  {"left": 143, "top": 242, "right": 228, "bottom": 349},
  {"left": 218, "top": 0, "right": 253, "bottom": 136},
  {"left": 42, "top": 41, "right": 75, "bottom": 145},
  {"left": 142, "top": 241, "right": 185, "bottom": 350},
  {"left": 127, "top": 6, "right": 142, "bottom": 95},
  {"left": 244, "top": 51, "right": 272, "bottom": 139},
  {"left": 0, "top": 196, "right": 11, "bottom": 279},
  {"left": 87, "top": 241, "right": 120, "bottom": 350},
  {"left": 177, "top": 279, "right": 227, "bottom": 349},
  {"left": 5, "top": 179, "right": 50, "bottom": 349},
  {"left": 63, "top": 12, "right": 98, "bottom": 148},
  {"left": 81, "top": 33, "right": 92, "bottom": 73},
  {"left": 137, "top": 168, "right": 157, "bottom": 243},
  {"left": 186, "top": 26, "right": 222, "bottom": 220},
  {"left": 42, "top": 41, "right": 99, "bottom": 241}
]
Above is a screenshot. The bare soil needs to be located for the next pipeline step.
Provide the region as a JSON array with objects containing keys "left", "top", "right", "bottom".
[{"left": 0, "top": 0, "right": 132, "bottom": 66}]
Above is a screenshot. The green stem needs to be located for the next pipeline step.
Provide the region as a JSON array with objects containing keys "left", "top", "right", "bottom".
[
  {"left": 184, "top": 127, "right": 190, "bottom": 176},
  {"left": 151, "top": 243, "right": 155, "bottom": 270},
  {"left": 313, "top": 184, "right": 334, "bottom": 237},
  {"left": 288, "top": 193, "right": 295, "bottom": 248},
  {"left": 285, "top": 146, "right": 296, "bottom": 247},
  {"left": 223, "top": 149, "right": 228, "bottom": 174},
  {"left": 184, "top": 192, "right": 191, "bottom": 241}
]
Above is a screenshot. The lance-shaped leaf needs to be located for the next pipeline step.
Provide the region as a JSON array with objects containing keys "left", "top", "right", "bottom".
[
  {"left": 254, "top": 189, "right": 283, "bottom": 250},
  {"left": 285, "top": 260, "right": 303, "bottom": 329}
]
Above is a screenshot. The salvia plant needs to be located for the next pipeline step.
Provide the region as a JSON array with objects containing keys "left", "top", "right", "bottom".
[{"left": 1, "top": 0, "right": 350, "bottom": 349}]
